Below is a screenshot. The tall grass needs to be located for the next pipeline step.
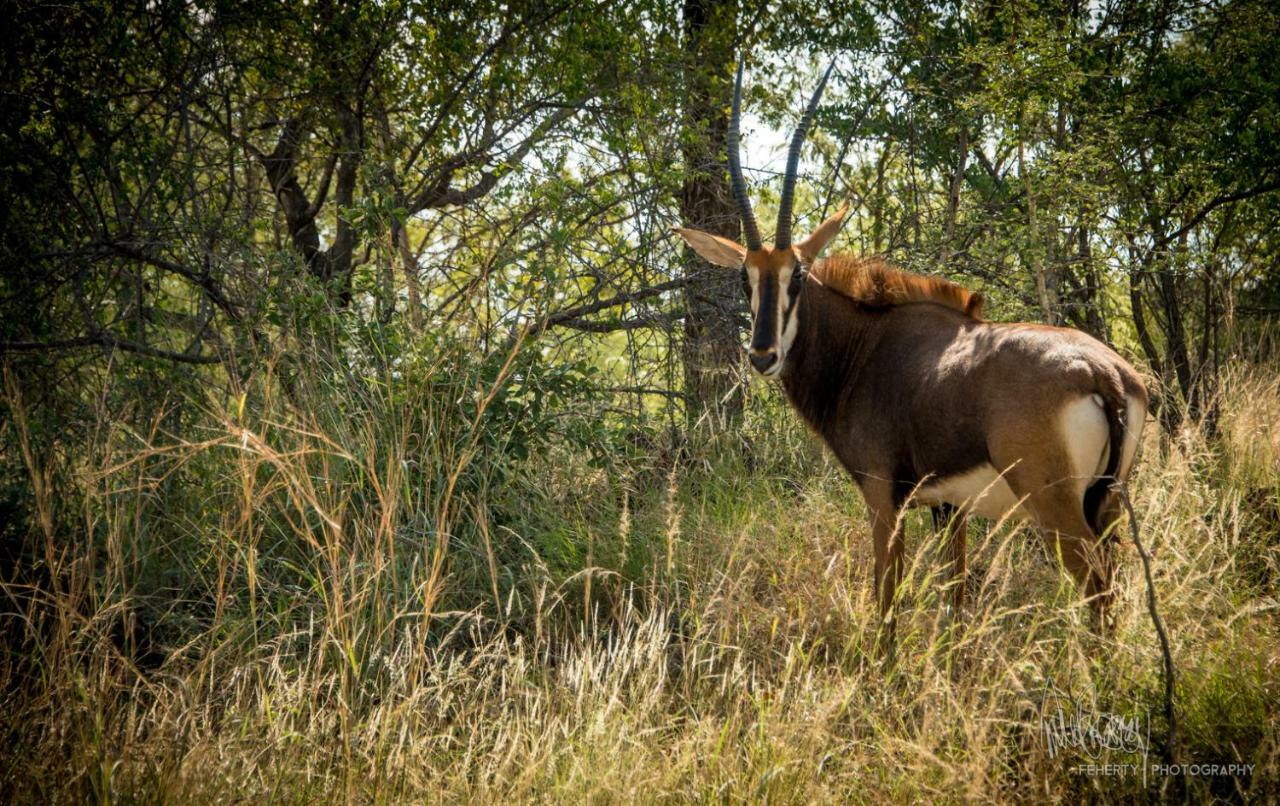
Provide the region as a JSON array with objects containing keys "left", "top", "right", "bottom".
[{"left": 1, "top": 344, "right": 1277, "bottom": 802}]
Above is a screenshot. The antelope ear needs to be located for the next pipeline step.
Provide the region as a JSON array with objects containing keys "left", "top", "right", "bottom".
[
  {"left": 673, "top": 227, "right": 747, "bottom": 268},
  {"left": 794, "top": 205, "right": 849, "bottom": 264}
]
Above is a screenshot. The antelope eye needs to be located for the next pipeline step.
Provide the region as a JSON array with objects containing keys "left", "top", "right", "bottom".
[{"left": 788, "top": 268, "right": 805, "bottom": 293}]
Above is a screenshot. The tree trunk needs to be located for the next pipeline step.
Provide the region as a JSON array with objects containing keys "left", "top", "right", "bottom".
[
  {"left": 1080, "top": 219, "right": 1107, "bottom": 339},
  {"left": 1020, "top": 107, "right": 1055, "bottom": 324},
  {"left": 1159, "top": 250, "right": 1193, "bottom": 422},
  {"left": 679, "top": 0, "right": 742, "bottom": 425},
  {"left": 872, "top": 143, "right": 890, "bottom": 253},
  {"left": 941, "top": 124, "right": 968, "bottom": 263},
  {"left": 393, "top": 218, "right": 425, "bottom": 330}
]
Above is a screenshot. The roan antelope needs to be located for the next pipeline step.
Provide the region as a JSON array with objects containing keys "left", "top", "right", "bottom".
[{"left": 675, "top": 62, "right": 1148, "bottom": 630}]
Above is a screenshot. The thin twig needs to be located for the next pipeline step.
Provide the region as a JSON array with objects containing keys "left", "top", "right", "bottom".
[{"left": 1116, "top": 482, "right": 1177, "bottom": 765}]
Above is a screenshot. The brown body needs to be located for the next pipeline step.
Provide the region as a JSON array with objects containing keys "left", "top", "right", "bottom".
[
  {"left": 783, "top": 257, "right": 1148, "bottom": 620},
  {"left": 675, "top": 60, "right": 1147, "bottom": 629}
]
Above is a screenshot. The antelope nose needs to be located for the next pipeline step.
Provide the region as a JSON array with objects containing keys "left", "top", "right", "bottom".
[{"left": 749, "top": 351, "right": 778, "bottom": 373}]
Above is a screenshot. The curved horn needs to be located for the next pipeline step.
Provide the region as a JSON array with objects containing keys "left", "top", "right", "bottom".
[
  {"left": 727, "top": 59, "right": 762, "bottom": 252},
  {"left": 775, "top": 61, "right": 835, "bottom": 249}
]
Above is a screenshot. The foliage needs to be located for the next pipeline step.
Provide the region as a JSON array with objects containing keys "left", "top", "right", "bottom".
[
  {"left": 1, "top": 358, "right": 1278, "bottom": 801},
  {"left": 2, "top": 0, "right": 1279, "bottom": 801}
]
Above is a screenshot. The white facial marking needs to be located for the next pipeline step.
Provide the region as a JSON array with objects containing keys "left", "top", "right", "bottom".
[
  {"left": 747, "top": 264, "right": 761, "bottom": 314},
  {"left": 779, "top": 267, "right": 801, "bottom": 359},
  {"left": 744, "top": 260, "right": 804, "bottom": 379},
  {"left": 774, "top": 268, "right": 786, "bottom": 340}
]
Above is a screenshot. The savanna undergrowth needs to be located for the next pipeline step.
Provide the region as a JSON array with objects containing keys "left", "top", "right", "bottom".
[{"left": 1, "top": 344, "right": 1277, "bottom": 803}]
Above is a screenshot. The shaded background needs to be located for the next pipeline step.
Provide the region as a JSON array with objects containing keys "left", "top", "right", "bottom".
[{"left": 1, "top": 0, "right": 1278, "bottom": 801}]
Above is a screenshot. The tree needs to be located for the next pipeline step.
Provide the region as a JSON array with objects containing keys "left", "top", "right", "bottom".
[{"left": 678, "top": 0, "right": 744, "bottom": 424}]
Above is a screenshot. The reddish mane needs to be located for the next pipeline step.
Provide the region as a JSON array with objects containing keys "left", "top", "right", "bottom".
[{"left": 810, "top": 255, "right": 984, "bottom": 319}]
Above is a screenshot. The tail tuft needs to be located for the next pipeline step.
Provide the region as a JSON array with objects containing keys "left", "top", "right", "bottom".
[{"left": 1083, "top": 373, "right": 1128, "bottom": 535}]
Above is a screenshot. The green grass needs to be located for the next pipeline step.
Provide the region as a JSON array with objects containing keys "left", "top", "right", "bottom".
[{"left": 1, "top": 356, "right": 1277, "bottom": 803}]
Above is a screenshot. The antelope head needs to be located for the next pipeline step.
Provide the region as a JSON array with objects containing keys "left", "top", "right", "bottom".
[{"left": 676, "top": 60, "right": 847, "bottom": 378}]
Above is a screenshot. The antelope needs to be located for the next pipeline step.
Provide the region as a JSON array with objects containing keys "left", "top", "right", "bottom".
[{"left": 675, "top": 62, "right": 1148, "bottom": 630}]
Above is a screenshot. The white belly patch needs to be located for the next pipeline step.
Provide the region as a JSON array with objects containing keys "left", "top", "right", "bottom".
[
  {"left": 914, "top": 394, "right": 1119, "bottom": 521},
  {"left": 916, "top": 464, "right": 1026, "bottom": 520}
]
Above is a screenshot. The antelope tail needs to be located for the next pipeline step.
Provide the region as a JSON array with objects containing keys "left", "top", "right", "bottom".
[{"left": 1083, "top": 370, "right": 1129, "bottom": 537}]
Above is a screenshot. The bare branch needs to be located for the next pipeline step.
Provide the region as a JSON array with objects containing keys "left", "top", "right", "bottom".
[
  {"left": 553, "top": 311, "right": 687, "bottom": 333},
  {"left": 1155, "top": 178, "right": 1280, "bottom": 251},
  {"left": 103, "top": 242, "right": 240, "bottom": 319},
  {"left": 2, "top": 332, "right": 223, "bottom": 365},
  {"left": 534, "top": 276, "right": 692, "bottom": 333},
  {"left": 409, "top": 108, "right": 577, "bottom": 212},
  {"left": 304, "top": 153, "right": 338, "bottom": 219}
]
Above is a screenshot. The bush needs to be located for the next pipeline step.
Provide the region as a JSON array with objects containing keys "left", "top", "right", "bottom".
[{"left": 1, "top": 346, "right": 1277, "bottom": 802}]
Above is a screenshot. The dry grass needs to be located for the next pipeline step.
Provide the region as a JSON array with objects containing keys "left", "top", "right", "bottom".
[{"left": 1, "top": 358, "right": 1277, "bottom": 803}]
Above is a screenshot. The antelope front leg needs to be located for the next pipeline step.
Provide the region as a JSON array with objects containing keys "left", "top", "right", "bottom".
[
  {"left": 871, "top": 512, "right": 905, "bottom": 621},
  {"left": 855, "top": 477, "right": 906, "bottom": 659},
  {"left": 861, "top": 481, "right": 904, "bottom": 625},
  {"left": 867, "top": 502, "right": 904, "bottom": 659}
]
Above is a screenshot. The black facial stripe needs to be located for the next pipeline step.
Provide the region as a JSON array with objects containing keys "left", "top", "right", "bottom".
[{"left": 751, "top": 276, "right": 777, "bottom": 352}]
